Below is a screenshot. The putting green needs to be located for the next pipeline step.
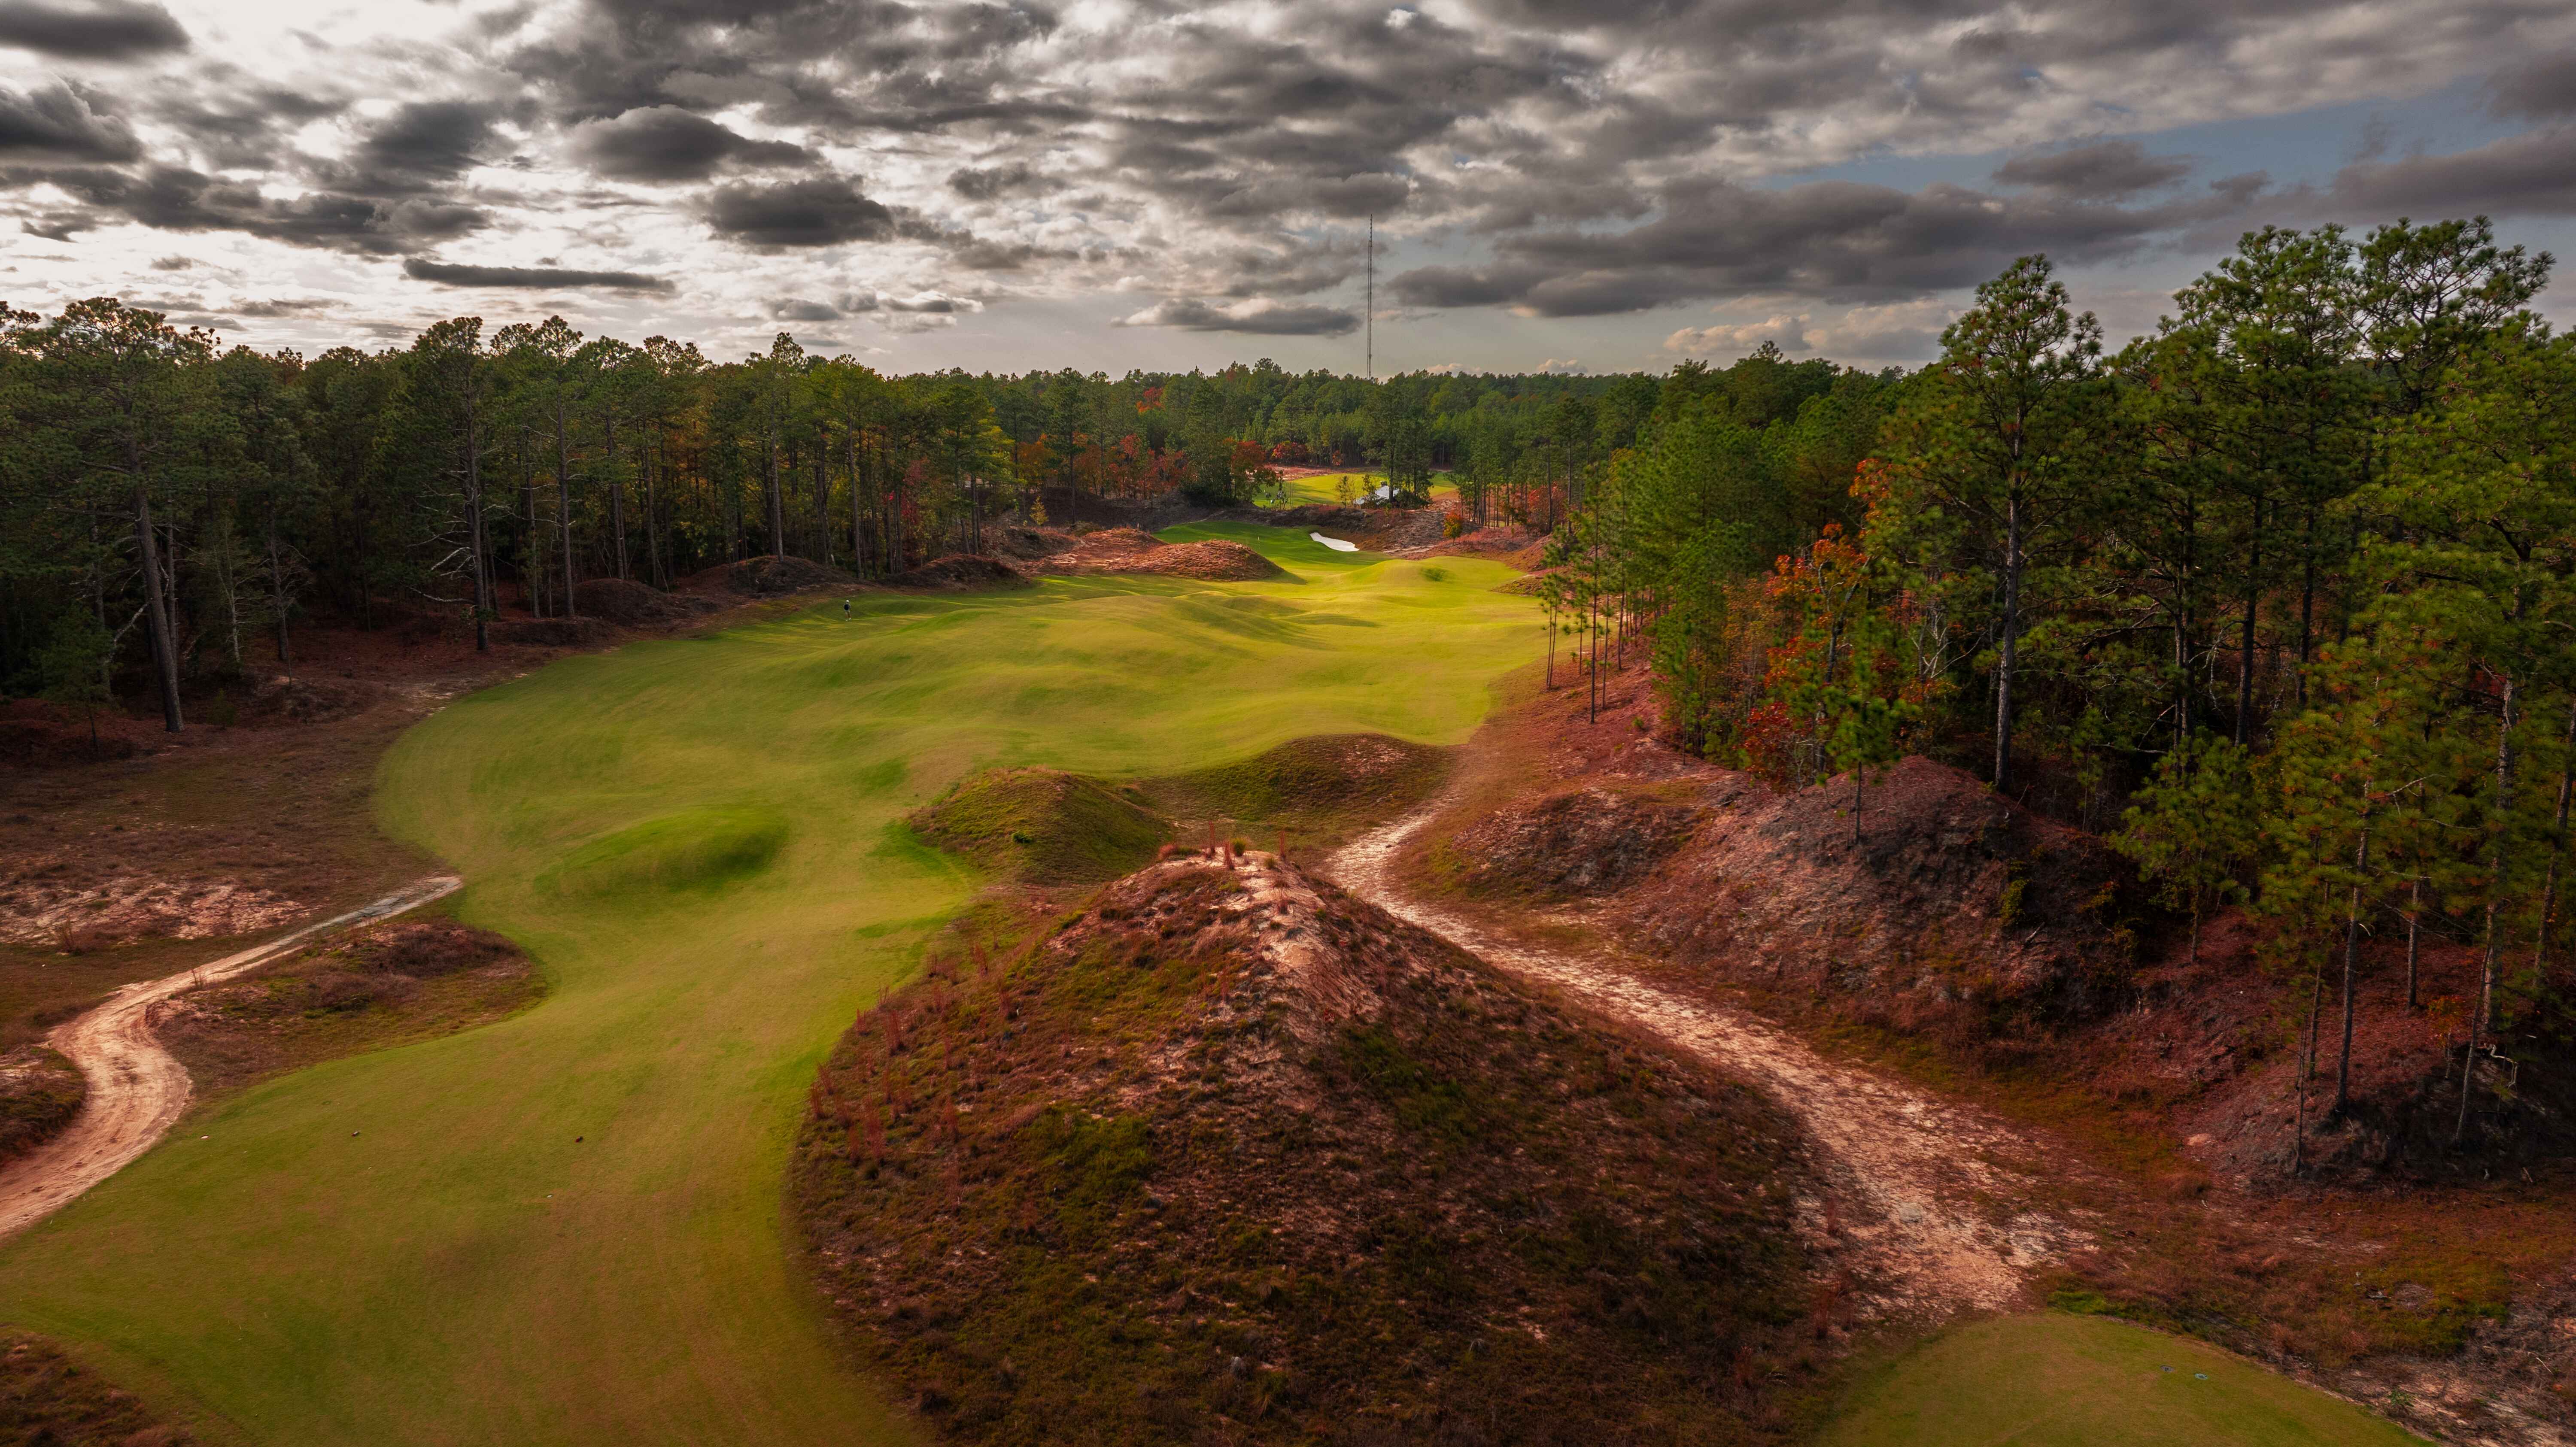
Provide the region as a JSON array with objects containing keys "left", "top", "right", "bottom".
[
  {"left": 0, "top": 526, "right": 1540, "bottom": 1445},
  {"left": 1260, "top": 470, "right": 1460, "bottom": 508},
  {"left": 1819, "top": 1313, "right": 2426, "bottom": 1445}
]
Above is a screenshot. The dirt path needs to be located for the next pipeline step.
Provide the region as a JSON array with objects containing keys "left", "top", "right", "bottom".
[
  {"left": 1328, "top": 807, "right": 2087, "bottom": 1322},
  {"left": 0, "top": 874, "right": 461, "bottom": 1242}
]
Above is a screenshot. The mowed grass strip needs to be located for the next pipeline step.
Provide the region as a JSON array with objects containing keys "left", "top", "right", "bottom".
[
  {"left": 1820, "top": 1312, "right": 2427, "bottom": 1446},
  {"left": 0, "top": 528, "right": 1540, "bottom": 1447}
]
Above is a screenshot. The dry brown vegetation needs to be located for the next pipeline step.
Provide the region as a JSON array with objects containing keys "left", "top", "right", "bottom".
[
  {"left": 152, "top": 916, "right": 539, "bottom": 1099},
  {"left": 0, "top": 1332, "right": 192, "bottom": 1447},
  {"left": 793, "top": 856, "right": 1830, "bottom": 1446},
  {"left": 996, "top": 526, "right": 1288, "bottom": 581},
  {"left": 0, "top": 1045, "right": 82, "bottom": 1167}
]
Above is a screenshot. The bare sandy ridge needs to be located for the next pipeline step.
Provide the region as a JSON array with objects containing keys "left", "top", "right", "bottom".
[
  {"left": 1326, "top": 802, "right": 2088, "bottom": 1323},
  {"left": 0, "top": 874, "right": 461, "bottom": 1242}
]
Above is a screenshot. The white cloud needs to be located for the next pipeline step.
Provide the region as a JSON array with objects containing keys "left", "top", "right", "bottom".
[{"left": 1663, "top": 314, "right": 1812, "bottom": 356}]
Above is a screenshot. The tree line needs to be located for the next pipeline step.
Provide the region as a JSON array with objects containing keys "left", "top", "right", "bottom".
[
  {"left": 1539, "top": 215, "right": 2566, "bottom": 1158},
  {"left": 0, "top": 306, "right": 1645, "bottom": 729}
]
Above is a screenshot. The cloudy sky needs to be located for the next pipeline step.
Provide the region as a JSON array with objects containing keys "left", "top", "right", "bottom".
[{"left": 3, "top": 0, "right": 2573, "bottom": 376}]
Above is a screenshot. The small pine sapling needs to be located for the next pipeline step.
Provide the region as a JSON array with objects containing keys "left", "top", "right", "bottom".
[
  {"left": 2111, "top": 734, "right": 2265, "bottom": 964},
  {"left": 38, "top": 609, "right": 114, "bottom": 756}
]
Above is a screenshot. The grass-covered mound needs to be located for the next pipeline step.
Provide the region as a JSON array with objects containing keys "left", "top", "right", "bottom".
[
  {"left": 793, "top": 855, "right": 1820, "bottom": 1445},
  {"left": 910, "top": 769, "right": 1170, "bottom": 885},
  {"left": 539, "top": 806, "right": 789, "bottom": 897},
  {"left": 1139, "top": 733, "right": 1449, "bottom": 849},
  {"left": 158, "top": 917, "right": 542, "bottom": 1099}
]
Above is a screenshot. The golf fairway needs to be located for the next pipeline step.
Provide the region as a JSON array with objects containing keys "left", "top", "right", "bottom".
[{"left": 0, "top": 525, "right": 1540, "bottom": 1445}]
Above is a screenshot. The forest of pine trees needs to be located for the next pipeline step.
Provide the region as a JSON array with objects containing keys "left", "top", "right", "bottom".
[
  {"left": 1536, "top": 215, "right": 2571, "bottom": 1136},
  {"left": 0, "top": 306, "right": 1639, "bottom": 718}
]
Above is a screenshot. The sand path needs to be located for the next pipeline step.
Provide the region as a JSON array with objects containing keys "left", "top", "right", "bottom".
[
  {"left": 1328, "top": 806, "right": 2084, "bottom": 1320},
  {"left": 0, "top": 874, "right": 461, "bottom": 1242}
]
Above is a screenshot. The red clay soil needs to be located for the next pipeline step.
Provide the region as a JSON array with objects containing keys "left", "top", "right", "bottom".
[
  {"left": 890, "top": 555, "right": 1033, "bottom": 590},
  {"left": 572, "top": 576, "right": 725, "bottom": 625},
  {"left": 676, "top": 553, "right": 861, "bottom": 598},
  {"left": 1393, "top": 523, "right": 1543, "bottom": 566},
  {"left": 1400, "top": 655, "right": 2576, "bottom": 1444},
  {"left": 1009, "top": 527, "right": 1287, "bottom": 582}
]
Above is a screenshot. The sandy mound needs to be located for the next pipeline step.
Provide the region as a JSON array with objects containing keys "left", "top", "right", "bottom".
[
  {"left": 1451, "top": 786, "right": 1698, "bottom": 897},
  {"left": 890, "top": 555, "right": 1032, "bottom": 590},
  {"left": 0, "top": 868, "right": 305, "bottom": 949},
  {"left": 992, "top": 526, "right": 1079, "bottom": 561},
  {"left": 496, "top": 616, "right": 622, "bottom": 648},
  {"left": 1140, "top": 733, "right": 1449, "bottom": 844},
  {"left": 678, "top": 554, "right": 861, "bottom": 598},
  {"left": 571, "top": 577, "right": 723, "bottom": 626},
  {"left": 1435, "top": 754, "right": 2133, "bottom": 1042},
  {"left": 793, "top": 855, "right": 1820, "bottom": 1443},
  {"left": 239, "top": 674, "right": 379, "bottom": 726},
  {"left": 1014, "top": 528, "right": 1288, "bottom": 582},
  {"left": 1615, "top": 758, "right": 2136, "bottom": 1029}
]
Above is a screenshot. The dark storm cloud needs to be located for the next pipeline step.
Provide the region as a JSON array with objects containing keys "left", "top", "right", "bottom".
[
  {"left": 15, "top": 0, "right": 2576, "bottom": 334},
  {"left": 152, "top": 88, "right": 350, "bottom": 170},
  {"left": 404, "top": 258, "right": 675, "bottom": 291},
  {"left": 19, "top": 163, "right": 491, "bottom": 252},
  {"left": 1392, "top": 175, "right": 2255, "bottom": 315},
  {"left": 0, "top": 82, "right": 138, "bottom": 161},
  {"left": 0, "top": 0, "right": 186, "bottom": 60},
  {"left": 1993, "top": 141, "right": 2192, "bottom": 200},
  {"left": 337, "top": 101, "right": 501, "bottom": 193},
  {"left": 1117, "top": 297, "right": 1360, "bottom": 335},
  {"left": 946, "top": 163, "right": 1052, "bottom": 200},
  {"left": 570, "top": 106, "right": 811, "bottom": 182},
  {"left": 769, "top": 297, "right": 843, "bottom": 320},
  {"left": 232, "top": 297, "right": 343, "bottom": 316},
  {"left": 702, "top": 176, "right": 895, "bottom": 247},
  {"left": 2318, "top": 127, "right": 2576, "bottom": 216},
  {"left": 2487, "top": 54, "right": 2576, "bottom": 119}
]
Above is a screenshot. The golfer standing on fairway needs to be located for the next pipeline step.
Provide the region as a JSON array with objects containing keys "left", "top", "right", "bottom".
[{"left": 842, "top": 598, "right": 852, "bottom": 620}]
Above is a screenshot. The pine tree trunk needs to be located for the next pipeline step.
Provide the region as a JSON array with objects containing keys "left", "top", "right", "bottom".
[
  {"left": 2333, "top": 816, "right": 2370, "bottom": 1118},
  {"left": 2460, "top": 670, "right": 2520, "bottom": 1144},
  {"left": 605, "top": 413, "right": 627, "bottom": 582},
  {"left": 131, "top": 478, "right": 183, "bottom": 732},
  {"left": 468, "top": 416, "right": 492, "bottom": 654},
  {"left": 2530, "top": 697, "right": 2576, "bottom": 982},
  {"left": 2406, "top": 877, "right": 2422, "bottom": 1010},
  {"left": 266, "top": 497, "right": 292, "bottom": 673},
  {"left": 2235, "top": 519, "right": 2261, "bottom": 746},
  {"left": 765, "top": 435, "right": 786, "bottom": 558},
  {"left": 1994, "top": 489, "right": 2021, "bottom": 792},
  {"left": 556, "top": 407, "right": 578, "bottom": 618}
]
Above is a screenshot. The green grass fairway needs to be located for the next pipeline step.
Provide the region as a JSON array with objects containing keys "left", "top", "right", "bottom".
[
  {"left": 1263, "top": 470, "right": 1459, "bottom": 508},
  {"left": 1819, "top": 1313, "right": 2426, "bottom": 1446},
  {"left": 0, "top": 526, "right": 1539, "bottom": 1446}
]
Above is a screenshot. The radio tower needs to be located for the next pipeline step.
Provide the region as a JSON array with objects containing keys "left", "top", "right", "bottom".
[{"left": 1364, "top": 214, "right": 1374, "bottom": 382}]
